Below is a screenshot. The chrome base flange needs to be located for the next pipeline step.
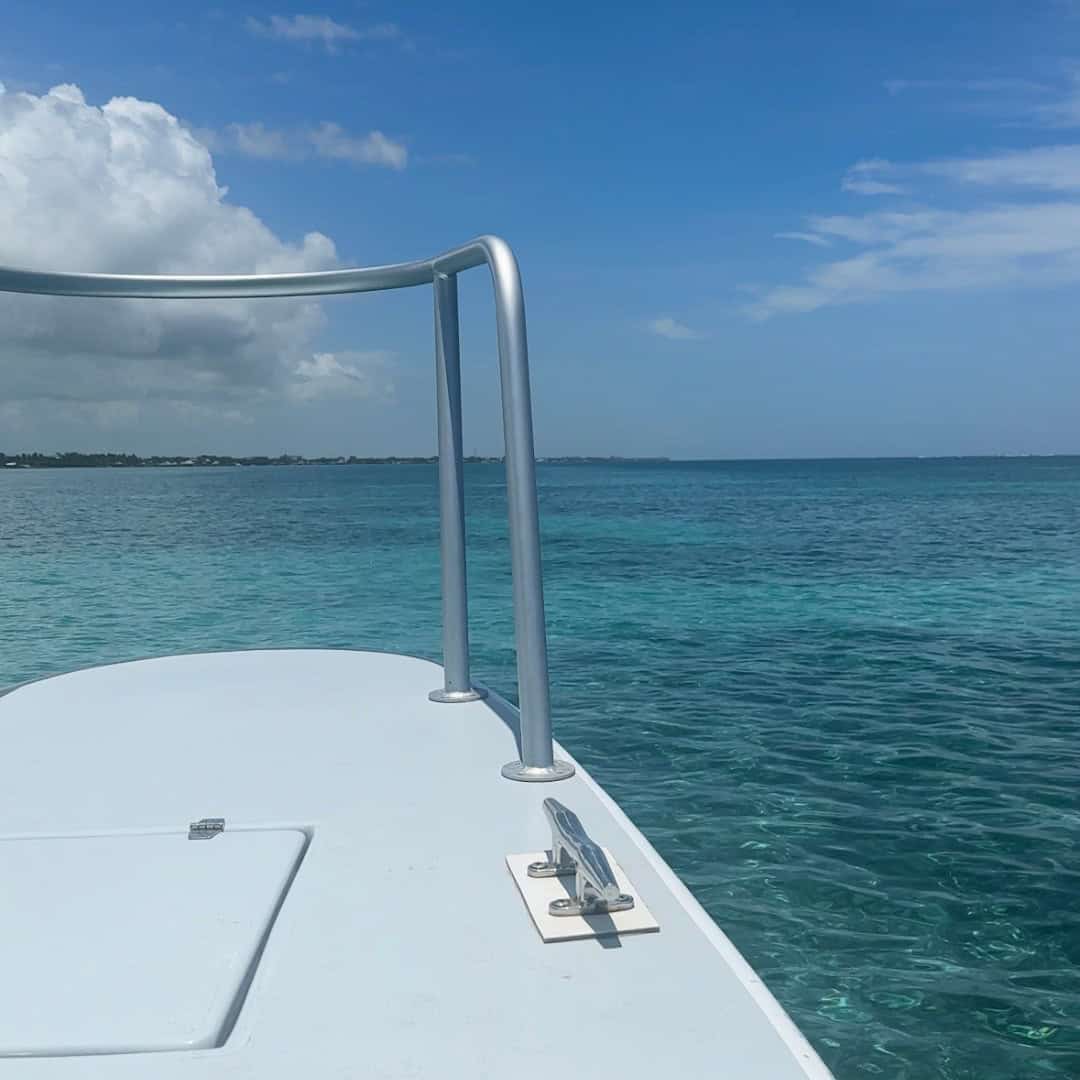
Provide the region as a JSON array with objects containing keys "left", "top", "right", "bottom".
[
  {"left": 549, "top": 892, "right": 635, "bottom": 917},
  {"left": 500, "top": 759, "right": 575, "bottom": 783},
  {"left": 428, "top": 687, "right": 488, "bottom": 703}
]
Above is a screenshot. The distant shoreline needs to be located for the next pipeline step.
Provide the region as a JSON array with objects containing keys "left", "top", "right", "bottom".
[
  {"left": 0, "top": 453, "right": 673, "bottom": 469},
  {"left": 1, "top": 452, "right": 1074, "bottom": 470}
]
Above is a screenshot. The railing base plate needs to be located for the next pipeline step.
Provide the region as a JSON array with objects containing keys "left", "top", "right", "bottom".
[
  {"left": 428, "top": 687, "right": 488, "bottom": 704},
  {"left": 501, "top": 760, "right": 575, "bottom": 783}
]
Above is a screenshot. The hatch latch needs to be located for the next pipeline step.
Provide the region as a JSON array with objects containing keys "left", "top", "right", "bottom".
[
  {"left": 188, "top": 818, "right": 225, "bottom": 840},
  {"left": 527, "top": 799, "right": 635, "bottom": 916}
]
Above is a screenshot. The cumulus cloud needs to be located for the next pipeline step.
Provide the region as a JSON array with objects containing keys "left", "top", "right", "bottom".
[
  {"left": 648, "top": 316, "right": 704, "bottom": 341},
  {"left": 0, "top": 83, "right": 392, "bottom": 424},
  {"left": 204, "top": 120, "right": 408, "bottom": 169},
  {"left": 246, "top": 14, "right": 401, "bottom": 52}
]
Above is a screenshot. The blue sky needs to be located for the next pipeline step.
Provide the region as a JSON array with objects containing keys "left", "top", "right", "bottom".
[{"left": 2, "top": 0, "right": 1080, "bottom": 457}]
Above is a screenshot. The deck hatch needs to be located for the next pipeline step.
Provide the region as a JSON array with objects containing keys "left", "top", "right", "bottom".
[{"left": 0, "top": 827, "right": 305, "bottom": 1057}]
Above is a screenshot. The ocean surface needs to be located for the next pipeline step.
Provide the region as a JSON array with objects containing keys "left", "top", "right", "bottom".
[{"left": 2, "top": 457, "right": 1078, "bottom": 1078}]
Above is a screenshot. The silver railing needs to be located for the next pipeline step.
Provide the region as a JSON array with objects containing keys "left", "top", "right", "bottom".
[{"left": 0, "top": 235, "right": 573, "bottom": 782}]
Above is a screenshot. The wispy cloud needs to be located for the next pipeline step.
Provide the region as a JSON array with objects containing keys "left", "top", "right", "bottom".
[
  {"left": 840, "top": 159, "right": 906, "bottom": 196},
  {"left": 223, "top": 122, "right": 291, "bottom": 159},
  {"left": 308, "top": 123, "right": 407, "bottom": 169},
  {"left": 920, "top": 144, "right": 1080, "bottom": 189},
  {"left": 751, "top": 95, "right": 1080, "bottom": 319},
  {"left": 246, "top": 14, "right": 401, "bottom": 53},
  {"left": 648, "top": 316, "right": 704, "bottom": 341},
  {"left": 884, "top": 77, "right": 1050, "bottom": 97},
  {"left": 775, "top": 231, "right": 833, "bottom": 247},
  {"left": 201, "top": 121, "right": 408, "bottom": 169},
  {"left": 841, "top": 179, "right": 907, "bottom": 195},
  {"left": 829, "top": 145, "right": 1080, "bottom": 193},
  {"left": 882, "top": 69, "right": 1080, "bottom": 130},
  {"left": 752, "top": 196, "right": 1080, "bottom": 318}
]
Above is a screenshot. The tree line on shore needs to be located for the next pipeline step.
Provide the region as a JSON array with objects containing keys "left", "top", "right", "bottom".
[
  {"left": 2, "top": 452, "right": 670, "bottom": 469},
  {"left": 1, "top": 452, "right": 460, "bottom": 468}
]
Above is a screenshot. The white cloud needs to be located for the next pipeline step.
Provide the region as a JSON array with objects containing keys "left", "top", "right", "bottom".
[
  {"left": 246, "top": 14, "right": 401, "bottom": 52},
  {"left": 227, "top": 121, "right": 292, "bottom": 160},
  {"left": 882, "top": 69, "right": 1080, "bottom": 130},
  {"left": 805, "top": 210, "right": 944, "bottom": 245},
  {"left": 835, "top": 145, "right": 1080, "bottom": 193},
  {"left": 751, "top": 120, "right": 1080, "bottom": 318},
  {"left": 751, "top": 201, "right": 1080, "bottom": 317},
  {"left": 841, "top": 177, "right": 907, "bottom": 195},
  {"left": 775, "top": 231, "right": 832, "bottom": 247},
  {"left": 0, "top": 83, "right": 392, "bottom": 424},
  {"left": 307, "top": 123, "right": 407, "bottom": 169},
  {"left": 841, "top": 158, "right": 906, "bottom": 196},
  {"left": 199, "top": 121, "right": 293, "bottom": 160},
  {"left": 648, "top": 316, "right": 704, "bottom": 341},
  {"left": 201, "top": 120, "right": 408, "bottom": 169},
  {"left": 289, "top": 351, "right": 395, "bottom": 401},
  {"left": 920, "top": 145, "right": 1080, "bottom": 189}
]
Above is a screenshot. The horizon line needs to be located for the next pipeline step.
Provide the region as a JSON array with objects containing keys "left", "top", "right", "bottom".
[{"left": 4, "top": 450, "right": 1080, "bottom": 466}]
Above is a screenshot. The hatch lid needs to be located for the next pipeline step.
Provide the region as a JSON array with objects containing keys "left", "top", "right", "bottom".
[{"left": 0, "top": 827, "right": 305, "bottom": 1057}]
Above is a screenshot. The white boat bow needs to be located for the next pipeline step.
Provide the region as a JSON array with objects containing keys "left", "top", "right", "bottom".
[
  {"left": 0, "top": 236, "right": 834, "bottom": 1077},
  {"left": 0, "top": 649, "right": 831, "bottom": 1077}
]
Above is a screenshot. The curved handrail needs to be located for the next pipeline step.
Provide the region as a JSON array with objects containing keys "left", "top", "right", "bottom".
[
  {"left": 0, "top": 236, "right": 531, "bottom": 300},
  {"left": 0, "top": 236, "right": 573, "bottom": 782}
]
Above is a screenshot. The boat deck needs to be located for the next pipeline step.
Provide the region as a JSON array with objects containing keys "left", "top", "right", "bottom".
[{"left": 0, "top": 649, "right": 831, "bottom": 1078}]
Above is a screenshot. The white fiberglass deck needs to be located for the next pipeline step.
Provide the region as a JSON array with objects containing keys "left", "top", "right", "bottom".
[{"left": 0, "top": 649, "right": 831, "bottom": 1079}]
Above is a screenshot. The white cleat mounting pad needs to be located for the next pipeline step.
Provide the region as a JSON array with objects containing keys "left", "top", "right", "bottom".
[{"left": 506, "top": 849, "right": 659, "bottom": 942}]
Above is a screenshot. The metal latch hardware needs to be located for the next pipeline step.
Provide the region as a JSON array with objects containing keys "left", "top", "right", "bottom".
[
  {"left": 188, "top": 817, "right": 225, "bottom": 840},
  {"left": 527, "top": 799, "right": 634, "bottom": 917}
]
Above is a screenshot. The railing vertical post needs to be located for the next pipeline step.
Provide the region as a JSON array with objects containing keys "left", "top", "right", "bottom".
[
  {"left": 428, "top": 272, "right": 485, "bottom": 704},
  {"left": 482, "top": 241, "right": 574, "bottom": 782}
]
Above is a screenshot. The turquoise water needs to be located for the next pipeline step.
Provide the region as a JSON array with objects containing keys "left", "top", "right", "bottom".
[{"left": 2, "top": 458, "right": 1078, "bottom": 1078}]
